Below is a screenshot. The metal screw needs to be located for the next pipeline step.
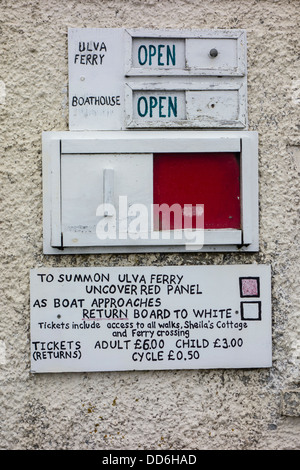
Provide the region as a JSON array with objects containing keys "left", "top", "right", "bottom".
[{"left": 209, "top": 48, "right": 218, "bottom": 58}]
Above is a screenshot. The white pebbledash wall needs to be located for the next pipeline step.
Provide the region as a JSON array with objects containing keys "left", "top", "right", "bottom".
[{"left": 0, "top": 0, "right": 299, "bottom": 450}]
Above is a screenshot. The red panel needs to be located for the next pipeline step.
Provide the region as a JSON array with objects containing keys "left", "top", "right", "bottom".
[{"left": 153, "top": 153, "right": 241, "bottom": 230}]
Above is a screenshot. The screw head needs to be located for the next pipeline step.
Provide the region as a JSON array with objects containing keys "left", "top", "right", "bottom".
[{"left": 209, "top": 48, "right": 218, "bottom": 58}]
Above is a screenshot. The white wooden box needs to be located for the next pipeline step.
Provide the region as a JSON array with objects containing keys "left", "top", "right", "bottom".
[{"left": 42, "top": 130, "right": 258, "bottom": 254}]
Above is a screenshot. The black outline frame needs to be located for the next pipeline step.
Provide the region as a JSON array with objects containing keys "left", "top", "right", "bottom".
[
  {"left": 239, "top": 276, "right": 260, "bottom": 298},
  {"left": 240, "top": 301, "right": 262, "bottom": 321}
]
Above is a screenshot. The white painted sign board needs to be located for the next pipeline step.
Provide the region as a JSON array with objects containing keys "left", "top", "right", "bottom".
[
  {"left": 68, "top": 28, "right": 247, "bottom": 130},
  {"left": 30, "top": 265, "right": 271, "bottom": 373}
]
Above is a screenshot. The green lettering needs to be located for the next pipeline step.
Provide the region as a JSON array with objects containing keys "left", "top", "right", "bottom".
[
  {"left": 137, "top": 97, "right": 148, "bottom": 117},
  {"left": 149, "top": 45, "right": 156, "bottom": 65},
  {"left": 138, "top": 45, "right": 147, "bottom": 65},
  {"left": 149, "top": 96, "right": 158, "bottom": 117},
  {"left": 168, "top": 96, "right": 177, "bottom": 117},
  {"left": 167, "top": 45, "right": 176, "bottom": 66},
  {"left": 158, "top": 44, "right": 165, "bottom": 66},
  {"left": 159, "top": 96, "right": 167, "bottom": 117}
]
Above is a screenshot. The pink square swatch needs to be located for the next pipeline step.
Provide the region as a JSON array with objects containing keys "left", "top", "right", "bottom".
[{"left": 241, "top": 278, "right": 259, "bottom": 297}]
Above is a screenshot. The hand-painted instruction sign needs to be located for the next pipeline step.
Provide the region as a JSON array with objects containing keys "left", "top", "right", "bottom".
[
  {"left": 30, "top": 265, "right": 271, "bottom": 373},
  {"left": 68, "top": 28, "right": 247, "bottom": 130}
]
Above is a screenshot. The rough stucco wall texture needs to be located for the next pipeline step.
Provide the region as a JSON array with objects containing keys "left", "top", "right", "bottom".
[{"left": 0, "top": 0, "right": 299, "bottom": 450}]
